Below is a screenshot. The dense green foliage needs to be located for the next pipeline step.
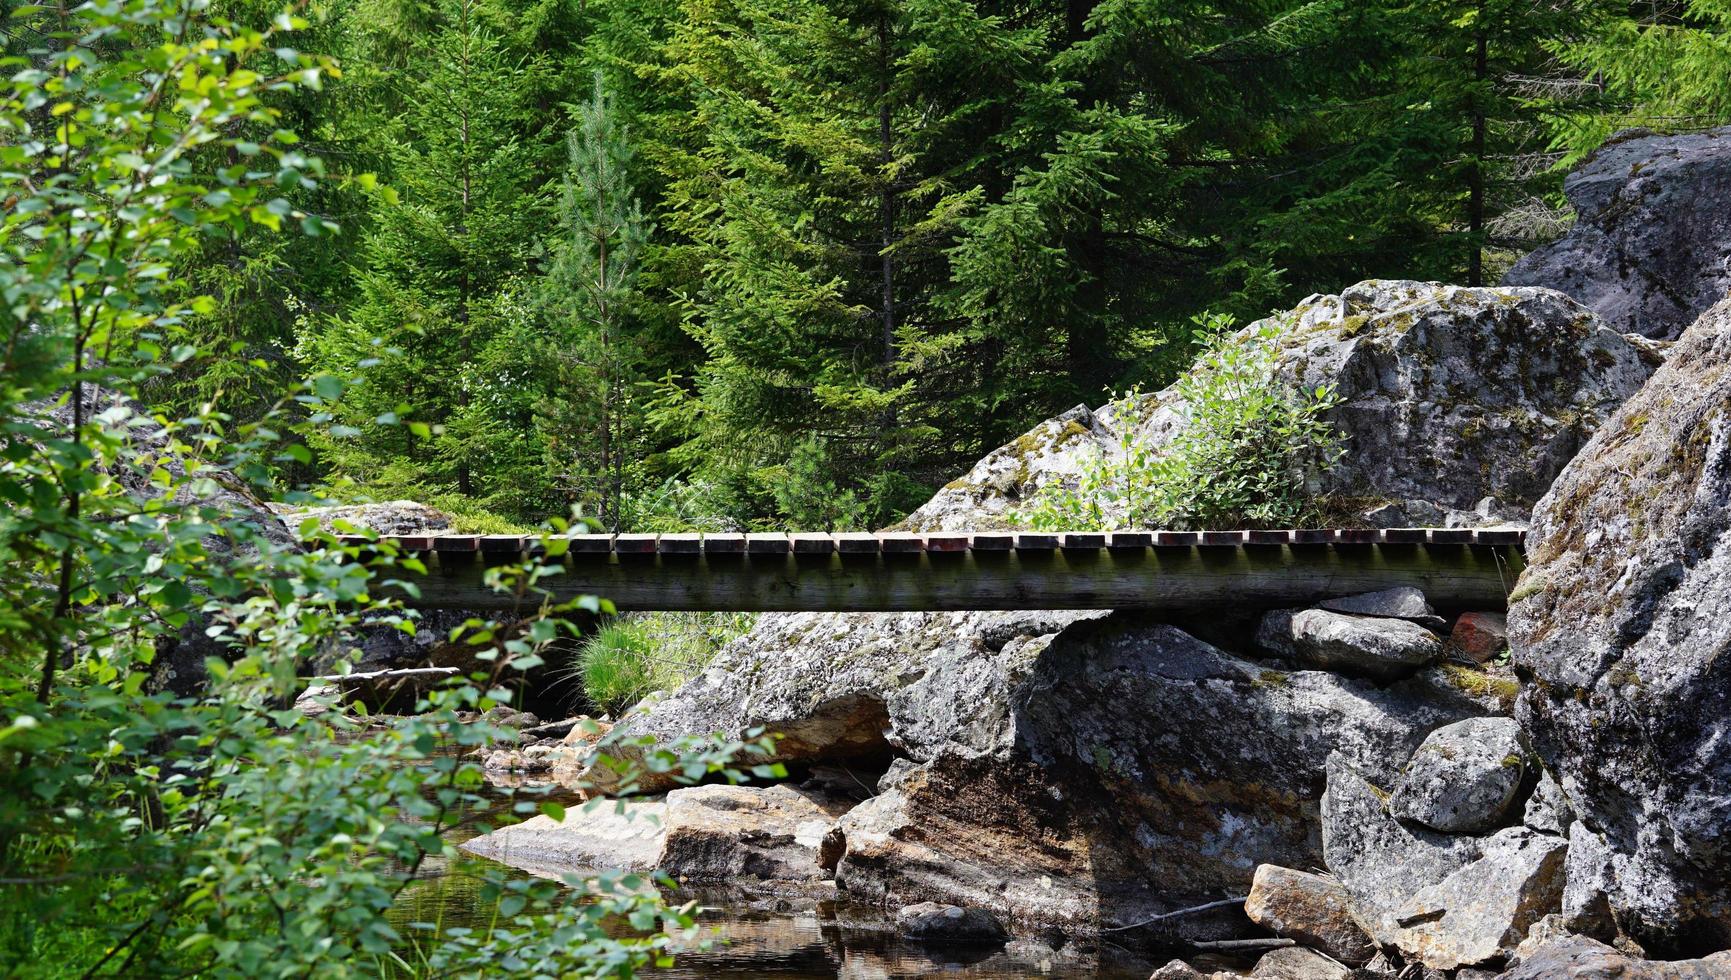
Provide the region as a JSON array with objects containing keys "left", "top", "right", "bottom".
[
  {"left": 1015, "top": 315, "right": 1343, "bottom": 530},
  {"left": 37, "top": 0, "right": 1706, "bottom": 533},
  {"left": 0, "top": 4, "right": 775, "bottom": 975}
]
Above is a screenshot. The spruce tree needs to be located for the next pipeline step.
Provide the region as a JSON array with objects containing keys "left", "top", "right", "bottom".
[
  {"left": 300, "top": 0, "right": 552, "bottom": 516},
  {"left": 538, "top": 74, "right": 651, "bottom": 531}
]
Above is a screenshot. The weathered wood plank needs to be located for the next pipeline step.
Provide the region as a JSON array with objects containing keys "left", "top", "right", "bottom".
[
  {"left": 1245, "top": 529, "right": 1292, "bottom": 546},
  {"left": 1428, "top": 529, "right": 1474, "bottom": 544},
  {"left": 566, "top": 534, "right": 613, "bottom": 553},
  {"left": 1014, "top": 532, "right": 1059, "bottom": 550},
  {"left": 614, "top": 533, "right": 660, "bottom": 554},
  {"left": 703, "top": 533, "right": 746, "bottom": 554},
  {"left": 746, "top": 533, "right": 790, "bottom": 555},
  {"left": 1155, "top": 531, "right": 1199, "bottom": 547},
  {"left": 479, "top": 535, "right": 526, "bottom": 553},
  {"left": 433, "top": 535, "right": 480, "bottom": 552},
  {"left": 835, "top": 533, "right": 881, "bottom": 554},
  {"left": 1474, "top": 528, "right": 1523, "bottom": 545},
  {"left": 657, "top": 533, "right": 703, "bottom": 554},
  {"left": 1200, "top": 531, "right": 1245, "bottom": 546},
  {"left": 387, "top": 542, "right": 1525, "bottom": 614},
  {"left": 1384, "top": 528, "right": 1428, "bottom": 544},
  {"left": 880, "top": 533, "right": 924, "bottom": 553},
  {"left": 1107, "top": 531, "right": 1154, "bottom": 549},
  {"left": 1291, "top": 529, "right": 1337, "bottom": 545},
  {"left": 925, "top": 534, "right": 970, "bottom": 553},
  {"left": 791, "top": 533, "right": 837, "bottom": 554},
  {"left": 1061, "top": 532, "right": 1106, "bottom": 551},
  {"left": 970, "top": 532, "right": 1015, "bottom": 550}
]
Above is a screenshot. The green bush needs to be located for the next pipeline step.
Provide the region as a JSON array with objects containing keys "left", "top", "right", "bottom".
[{"left": 1016, "top": 313, "right": 1344, "bottom": 531}]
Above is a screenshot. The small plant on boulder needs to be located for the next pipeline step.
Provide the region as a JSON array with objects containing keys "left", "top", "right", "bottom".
[{"left": 1017, "top": 313, "right": 1344, "bottom": 530}]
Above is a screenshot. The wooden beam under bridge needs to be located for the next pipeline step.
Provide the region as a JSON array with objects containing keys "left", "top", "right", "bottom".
[{"left": 343, "top": 529, "right": 1525, "bottom": 614}]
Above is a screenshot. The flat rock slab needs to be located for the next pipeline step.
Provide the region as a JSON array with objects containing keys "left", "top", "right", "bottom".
[
  {"left": 1500, "top": 934, "right": 1731, "bottom": 979},
  {"left": 460, "top": 799, "right": 665, "bottom": 874},
  {"left": 1319, "top": 586, "right": 1444, "bottom": 630},
  {"left": 659, "top": 783, "right": 852, "bottom": 884},
  {"left": 1387, "top": 827, "right": 1566, "bottom": 969},
  {"left": 1391, "top": 717, "right": 1531, "bottom": 834},
  {"left": 1245, "top": 865, "right": 1377, "bottom": 965},
  {"left": 1248, "top": 946, "right": 1350, "bottom": 980}
]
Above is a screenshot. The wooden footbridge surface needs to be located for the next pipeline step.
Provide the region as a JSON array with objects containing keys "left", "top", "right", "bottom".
[{"left": 344, "top": 528, "right": 1526, "bottom": 613}]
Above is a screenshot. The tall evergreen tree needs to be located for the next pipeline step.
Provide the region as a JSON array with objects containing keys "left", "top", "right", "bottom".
[
  {"left": 538, "top": 74, "right": 651, "bottom": 531},
  {"left": 301, "top": 0, "right": 554, "bottom": 515},
  {"left": 645, "top": 0, "right": 1045, "bottom": 526}
]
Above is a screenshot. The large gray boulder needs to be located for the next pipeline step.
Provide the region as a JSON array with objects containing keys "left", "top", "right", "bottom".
[
  {"left": 1322, "top": 754, "right": 1565, "bottom": 969},
  {"left": 1260, "top": 609, "right": 1444, "bottom": 680},
  {"left": 906, "top": 280, "right": 1651, "bottom": 530},
  {"left": 1390, "top": 717, "right": 1531, "bottom": 834},
  {"left": 1509, "top": 295, "right": 1731, "bottom": 955},
  {"left": 1505, "top": 127, "right": 1731, "bottom": 339},
  {"left": 655, "top": 615, "right": 1492, "bottom": 931}
]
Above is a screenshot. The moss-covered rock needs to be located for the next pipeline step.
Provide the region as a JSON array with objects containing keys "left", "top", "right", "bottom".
[{"left": 1510, "top": 294, "right": 1731, "bottom": 956}]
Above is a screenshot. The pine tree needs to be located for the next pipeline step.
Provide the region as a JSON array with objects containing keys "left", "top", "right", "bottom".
[
  {"left": 300, "top": 0, "right": 554, "bottom": 516},
  {"left": 645, "top": 0, "right": 1045, "bottom": 526},
  {"left": 538, "top": 74, "right": 651, "bottom": 531},
  {"left": 1548, "top": 2, "right": 1731, "bottom": 160}
]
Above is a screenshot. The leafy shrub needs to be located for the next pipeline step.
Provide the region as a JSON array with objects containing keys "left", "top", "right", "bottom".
[
  {"left": 0, "top": 6, "right": 776, "bottom": 975},
  {"left": 1016, "top": 313, "right": 1344, "bottom": 530}
]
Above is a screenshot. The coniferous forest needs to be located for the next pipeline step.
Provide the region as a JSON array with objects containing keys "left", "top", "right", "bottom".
[
  {"left": 8, "top": 1, "right": 1731, "bottom": 977},
  {"left": 88, "top": 0, "right": 1730, "bottom": 533}
]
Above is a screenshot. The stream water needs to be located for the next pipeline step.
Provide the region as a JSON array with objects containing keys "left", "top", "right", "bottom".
[{"left": 392, "top": 774, "right": 1174, "bottom": 978}]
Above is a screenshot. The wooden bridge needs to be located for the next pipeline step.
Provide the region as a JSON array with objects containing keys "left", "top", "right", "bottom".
[{"left": 343, "top": 528, "right": 1526, "bottom": 614}]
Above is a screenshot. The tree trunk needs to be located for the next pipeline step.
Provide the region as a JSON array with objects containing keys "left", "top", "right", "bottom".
[{"left": 1467, "top": 10, "right": 1487, "bottom": 287}]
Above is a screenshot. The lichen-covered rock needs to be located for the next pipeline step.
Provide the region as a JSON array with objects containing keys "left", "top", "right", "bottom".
[
  {"left": 658, "top": 784, "right": 850, "bottom": 885},
  {"left": 904, "top": 280, "right": 1651, "bottom": 530},
  {"left": 1522, "top": 769, "right": 1573, "bottom": 836},
  {"left": 818, "top": 622, "right": 1490, "bottom": 931},
  {"left": 1249, "top": 946, "right": 1351, "bottom": 980},
  {"left": 1245, "top": 865, "right": 1378, "bottom": 965},
  {"left": 1498, "top": 934, "right": 1731, "bottom": 980},
  {"left": 1273, "top": 609, "right": 1444, "bottom": 681},
  {"left": 1323, "top": 756, "right": 1566, "bottom": 969},
  {"left": 1385, "top": 828, "right": 1567, "bottom": 969},
  {"left": 1321, "top": 753, "right": 1483, "bottom": 943},
  {"left": 269, "top": 499, "right": 453, "bottom": 536},
  {"left": 1508, "top": 295, "right": 1731, "bottom": 955},
  {"left": 893, "top": 902, "right": 1009, "bottom": 945},
  {"left": 1390, "top": 718, "right": 1531, "bottom": 834},
  {"left": 1504, "top": 127, "right": 1731, "bottom": 339}
]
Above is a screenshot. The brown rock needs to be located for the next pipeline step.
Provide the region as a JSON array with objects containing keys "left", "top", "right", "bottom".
[
  {"left": 1246, "top": 865, "right": 1377, "bottom": 966},
  {"left": 1498, "top": 934, "right": 1731, "bottom": 979},
  {"left": 1449, "top": 613, "right": 1508, "bottom": 663},
  {"left": 658, "top": 783, "right": 852, "bottom": 884}
]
